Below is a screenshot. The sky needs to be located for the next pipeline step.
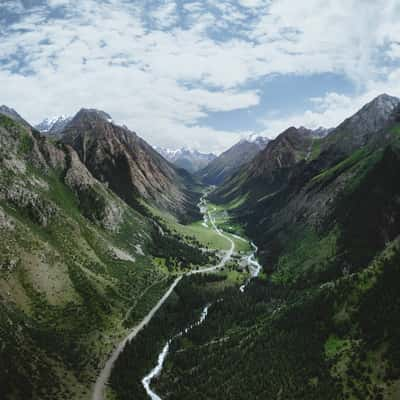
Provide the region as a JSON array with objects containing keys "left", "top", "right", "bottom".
[{"left": 1, "top": 1, "right": 400, "bottom": 153}]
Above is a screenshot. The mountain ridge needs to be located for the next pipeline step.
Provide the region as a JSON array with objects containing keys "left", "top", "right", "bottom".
[
  {"left": 197, "top": 135, "right": 270, "bottom": 185},
  {"left": 61, "top": 108, "right": 201, "bottom": 222}
]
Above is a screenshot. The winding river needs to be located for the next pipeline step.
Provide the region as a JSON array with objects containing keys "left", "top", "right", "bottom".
[
  {"left": 92, "top": 194, "right": 235, "bottom": 400},
  {"left": 141, "top": 194, "right": 262, "bottom": 399}
]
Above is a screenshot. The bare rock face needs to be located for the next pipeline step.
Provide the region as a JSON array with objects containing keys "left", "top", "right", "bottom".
[
  {"left": 0, "top": 114, "right": 56, "bottom": 227},
  {"left": 323, "top": 93, "right": 400, "bottom": 156},
  {"left": 0, "top": 183, "right": 57, "bottom": 227},
  {"left": 0, "top": 206, "right": 15, "bottom": 231},
  {"left": 64, "top": 146, "right": 98, "bottom": 189},
  {"left": 36, "top": 137, "right": 67, "bottom": 171},
  {"left": 62, "top": 108, "right": 199, "bottom": 221},
  {"left": 64, "top": 145, "right": 123, "bottom": 231}
]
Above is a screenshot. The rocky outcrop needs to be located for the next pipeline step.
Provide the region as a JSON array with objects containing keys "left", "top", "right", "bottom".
[
  {"left": 0, "top": 110, "right": 124, "bottom": 231},
  {"left": 0, "top": 206, "right": 15, "bottom": 231},
  {"left": 322, "top": 93, "right": 400, "bottom": 157},
  {"left": 0, "top": 183, "right": 57, "bottom": 227}
]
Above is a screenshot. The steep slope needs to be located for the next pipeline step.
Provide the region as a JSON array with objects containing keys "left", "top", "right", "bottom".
[
  {"left": 197, "top": 135, "right": 269, "bottom": 185},
  {"left": 212, "top": 126, "right": 314, "bottom": 203},
  {"left": 149, "top": 95, "right": 400, "bottom": 400},
  {"left": 213, "top": 94, "right": 400, "bottom": 214},
  {"left": 155, "top": 146, "right": 216, "bottom": 173},
  {"left": 61, "top": 109, "right": 200, "bottom": 222},
  {"left": 0, "top": 105, "right": 31, "bottom": 128},
  {"left": 0, "top": 111, "right": 212, "bottom": 400},
  {"left": 35, "top": 115, "right": 72, "bottom": 137}
]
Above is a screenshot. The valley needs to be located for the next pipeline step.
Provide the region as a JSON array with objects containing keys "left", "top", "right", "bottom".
[
  {"left": 105, "top": 194, "right": 262, "bottom": 400},
  {"left": 3, "top": 3, "right": 400, "bottom": 399},
  {"left": 92, "top": 192, "right": 242, "bottom": 400},
  {"left": 1, "top": 93, "right": 400, "bottom": 400},
  {"left": 140, "top": 194, "right": 261, "bottom": 400}
]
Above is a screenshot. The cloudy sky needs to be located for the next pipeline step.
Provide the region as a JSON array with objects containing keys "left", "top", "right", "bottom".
[{"left": 1, "top": 0, "right": 400, "bottom": 153}]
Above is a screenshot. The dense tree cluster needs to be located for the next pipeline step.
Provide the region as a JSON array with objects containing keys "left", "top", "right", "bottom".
[
  {"left": 109, "top": 275, "right": 228, "bottom": 399},
  {"left": 148, "top": 218, "right": 212, "bottom": 270}
]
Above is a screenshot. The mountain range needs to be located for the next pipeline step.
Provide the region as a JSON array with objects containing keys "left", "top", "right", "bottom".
[
  {"left": 1, "top": 93, "right": 400, "bottom": 400},
  {"left": 61, "top": 108, "right": 200, "bottom": 222},
  {"left": 154, "top": 146, "right": 216, "bottom": 173}
]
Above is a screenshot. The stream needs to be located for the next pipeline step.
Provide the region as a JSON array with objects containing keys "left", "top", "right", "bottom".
[{"left": 142, "top": 194, "right": 262, "bottom": 399}]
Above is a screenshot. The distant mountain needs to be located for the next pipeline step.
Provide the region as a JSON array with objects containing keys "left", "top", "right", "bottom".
[
  {"left": 61, "top": 108, "right": 200, "bottom": 222},
  {"left": 155, "top": 146, "right": 216, "bottom": 173},
  {"left": 35, "top": 115, "right": 73, "bottom": 136},
  {"left": 197, "top": 134, "right": 270, "bottom": 185}
]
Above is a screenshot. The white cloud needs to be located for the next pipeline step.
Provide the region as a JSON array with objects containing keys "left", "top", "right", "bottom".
[
  {"left": 1, "top": 0, "right": 400, "bottom": 152},
  {"left": 237, "top": 0, "right": 270, "bottom": 8},
  {"left": 150, "top": 1, "right": 178, "bottom": 29},
  {"left": 47, "top": 0, "right": 71, "bottom": 6},
  {"left": 260, "top": 75, "right": 400, "bottom": 138}
]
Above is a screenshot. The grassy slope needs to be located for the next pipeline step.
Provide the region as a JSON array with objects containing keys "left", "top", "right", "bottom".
[
  {"left": 0, "top": 116, "right": 211, "bottom": 400},
  {"left": 0, "top": 168, "right": 166, "bottom": 400}
]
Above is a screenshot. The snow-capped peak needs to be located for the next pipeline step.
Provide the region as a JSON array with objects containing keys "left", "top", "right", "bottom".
[
  {"left": 153, "top": 145, "right": 216, "bottom": 173},
  {"left": 35, "top": 115, "right": 72, "bottom": 135}
]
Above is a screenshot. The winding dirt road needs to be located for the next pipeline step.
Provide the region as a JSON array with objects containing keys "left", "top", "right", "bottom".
[{"left": 91, "top": 276, "right": 183, "bottom": 400}]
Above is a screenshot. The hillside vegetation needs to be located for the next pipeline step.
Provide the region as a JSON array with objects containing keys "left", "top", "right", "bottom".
[
  {"left": 146, "top": 95, "right": 400, "bottom": 399},
  {"left": 0, "top": 114, "right": 211, "bottom": 400}
]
